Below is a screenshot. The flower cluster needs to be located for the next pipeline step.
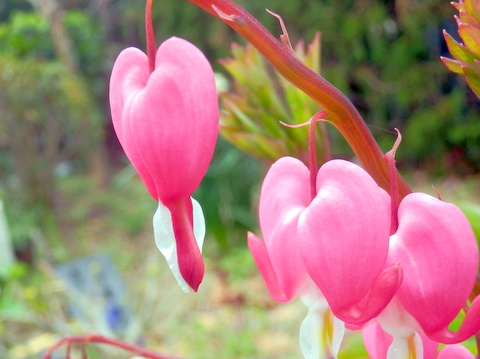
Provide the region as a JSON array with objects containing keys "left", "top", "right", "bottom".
[{"left": 248, "top": 137, "right": 480, "bottom": 357}]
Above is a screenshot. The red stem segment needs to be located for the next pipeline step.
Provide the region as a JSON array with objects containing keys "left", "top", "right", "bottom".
[
  {"left": 308, "top": 111, "right": 328, "bottom": 200},
  {"left": 183, "top": 0, "right": 411, "bottom": 197},
  {"left": 146, "top": 0, "right": 157, "bottom": 73},
  {"left": 43, "top": 334, "right": 183, "bottom": 359}
]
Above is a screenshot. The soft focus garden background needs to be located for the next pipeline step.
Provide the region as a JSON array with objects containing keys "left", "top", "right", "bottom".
[{"left": 0, "top": 0, "right": 479, "bottom": 358}]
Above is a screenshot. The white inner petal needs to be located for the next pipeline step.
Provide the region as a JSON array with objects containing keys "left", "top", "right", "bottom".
[
  {"left": 152, "top": 197, "right": 205, "bottom": 293},
  {"left": 386, "top": 337, "right": 409, "bottom": 359},
  {"left": 299, "top": 288, "right": 345, "bottom": 359}
]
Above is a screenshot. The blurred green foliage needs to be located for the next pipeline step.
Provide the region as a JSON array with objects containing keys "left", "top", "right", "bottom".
[
  {"left": 0, "top": 55, "right": 102, "bottom": 243},
  {"left": 0, "top": 10, "right": 104, "bottom": 246},
  {"left": 194, "top": 139, "right": 263, "bottom": 252},
  {"left": 0, "top": 10, "right": 106, "bottom": 93}
]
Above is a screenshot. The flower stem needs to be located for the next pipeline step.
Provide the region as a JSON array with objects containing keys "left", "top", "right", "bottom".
[
  {"left": 182, "top": 0, "right": 411, "bottom": 197},
  {"left": 308, "top": 111, "right": 328, "bottom": 200},
  {"left": 146, "top": 0, "right": 157, "bottom": 73},
  {"left": 43, "top": 334, "right": 183, "bottom": 359}
]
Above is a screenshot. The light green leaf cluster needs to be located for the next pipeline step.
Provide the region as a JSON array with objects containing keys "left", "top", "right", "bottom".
[{"left": 219, "top": 35, "right": 329, "bottom": 165}]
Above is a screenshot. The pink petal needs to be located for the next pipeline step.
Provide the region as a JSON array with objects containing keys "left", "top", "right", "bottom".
[
  {"left": 109, "top": 47, "right": 158, "bottom": 199},
  {"left": 363, "top": 322, "right": 393, "bottom": 359},
  {"left": 110, "top": 37, "right": 219, "bottom": 202},
  {"left": 437, "top": 345, "right": 476, "bottom": 359},
  {"left": 132, "top": 37, "right": 219, "bottom": 202},
  {"left": 248, "top": 232, "right": 288, "bottom": 302},
  {"left": 390, "top": 193, "right": 479, "bottom": 343},
  {"left": 299, "top": 160, "right": 392, "bottom": 322},
  {"left": 252, "top": 157, "right": 311, "bottom": 301},
  {"left": 338, "top": 265, "right": 403, "bottom": 325},
  {"left": 166, "top": 196, "right": 204, "bottom": 292}
]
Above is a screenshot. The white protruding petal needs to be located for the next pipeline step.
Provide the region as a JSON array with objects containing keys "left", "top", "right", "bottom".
[
  {"left": 377, "top": 299, "right": 424, "bottom": 359},
  {"left": 191, "top": 197, "right": 206, "bottom": 254},
  {"left": 299, "top": 287, "right": 345, "bottom": 359},
  {"left": 386, "top": 332, "right": 424, "bottom": 359},
  {"left": 331, "top": 314, "right": 345, "bottom": 357},
  {"left": 413, "top": 333, "right": 424, "bottom": 358},
  {"left": 386, "top": 336, "right": 409, "bottom": 359},
  {"left": 152, "top": 197, "right": 205, "bottom": 293}
]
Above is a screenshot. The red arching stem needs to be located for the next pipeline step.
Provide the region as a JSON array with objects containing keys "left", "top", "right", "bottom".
[
  {"left": 181, "top": 0, "right": 411, "bottom": 198},
  {"left": 146, "top": 0, "right": 157, "bottom": 73},
  {"left": 43, "top": 334, "right": 183, "bottom": 359}
]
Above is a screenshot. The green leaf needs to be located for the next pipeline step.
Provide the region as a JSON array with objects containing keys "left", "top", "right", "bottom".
[{"left": 444, "top": 31, "right": 477, "bottom": 64}]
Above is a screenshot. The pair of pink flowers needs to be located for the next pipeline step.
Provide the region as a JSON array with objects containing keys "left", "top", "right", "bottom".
[{"left": 249, "top": 155, "right": 480, "bottom": 357}]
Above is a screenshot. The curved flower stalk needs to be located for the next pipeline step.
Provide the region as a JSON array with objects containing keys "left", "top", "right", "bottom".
[
  {"left": 442, "top": 0, "right": 480, "bottom": 99},
  {"left": 109, "top": 0, "right": 219, "bottom": 292},
  {"left": 248, "top": 156, "right": 402, "bottom": 358}
]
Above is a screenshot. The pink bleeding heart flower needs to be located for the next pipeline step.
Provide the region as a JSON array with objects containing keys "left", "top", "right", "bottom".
[
  {"left": 298, "top": 159, "right": 402, "bottom": 325},
  {"left": 249, "top": 157, "right": 402, "bottom": 322},
  {"left": 384, "top": 192, "right": 480, "bottom": 344},
  {"left": 109, "top": 33, "right": 218, "bottom": 292},
  {"left": 249, "top": 157, "right": 402, "bottom": 359},
  {"left": 366, "top": 132, "right": 480, "bottom": 357}
]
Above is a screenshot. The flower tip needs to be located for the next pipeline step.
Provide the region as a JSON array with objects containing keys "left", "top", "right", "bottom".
[
  {"left": 187, "top": 275, "right": 202, "bottom": 292},
  {"left": 179, "top": 254, "right": 205, "bottom": 292}
]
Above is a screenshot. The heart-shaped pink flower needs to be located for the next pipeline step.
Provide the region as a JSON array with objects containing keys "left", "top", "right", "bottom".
[{"left": 109, "top": 37, "right": 219, "bottom": 292}]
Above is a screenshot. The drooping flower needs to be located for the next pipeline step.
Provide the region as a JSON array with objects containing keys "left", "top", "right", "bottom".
[
  {"left": 109, "top": 9, "right": 218, "bottom": 291},
  {"left": 298, "top": 159, "right": 402, "bottom": 325},
  {"left": 248, "top": 156, "right": 402, "bottom": 358},
  {"left": 371, "top": 134, "right": 480, "bottom": 357},
  {"left": 378, "top": 192, "right": 480, "bottom": 345}
]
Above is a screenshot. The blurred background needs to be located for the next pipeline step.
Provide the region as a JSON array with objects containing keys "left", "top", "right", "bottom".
[{"left": 0, "top": 0, "right": 479, "bottom": 358}]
